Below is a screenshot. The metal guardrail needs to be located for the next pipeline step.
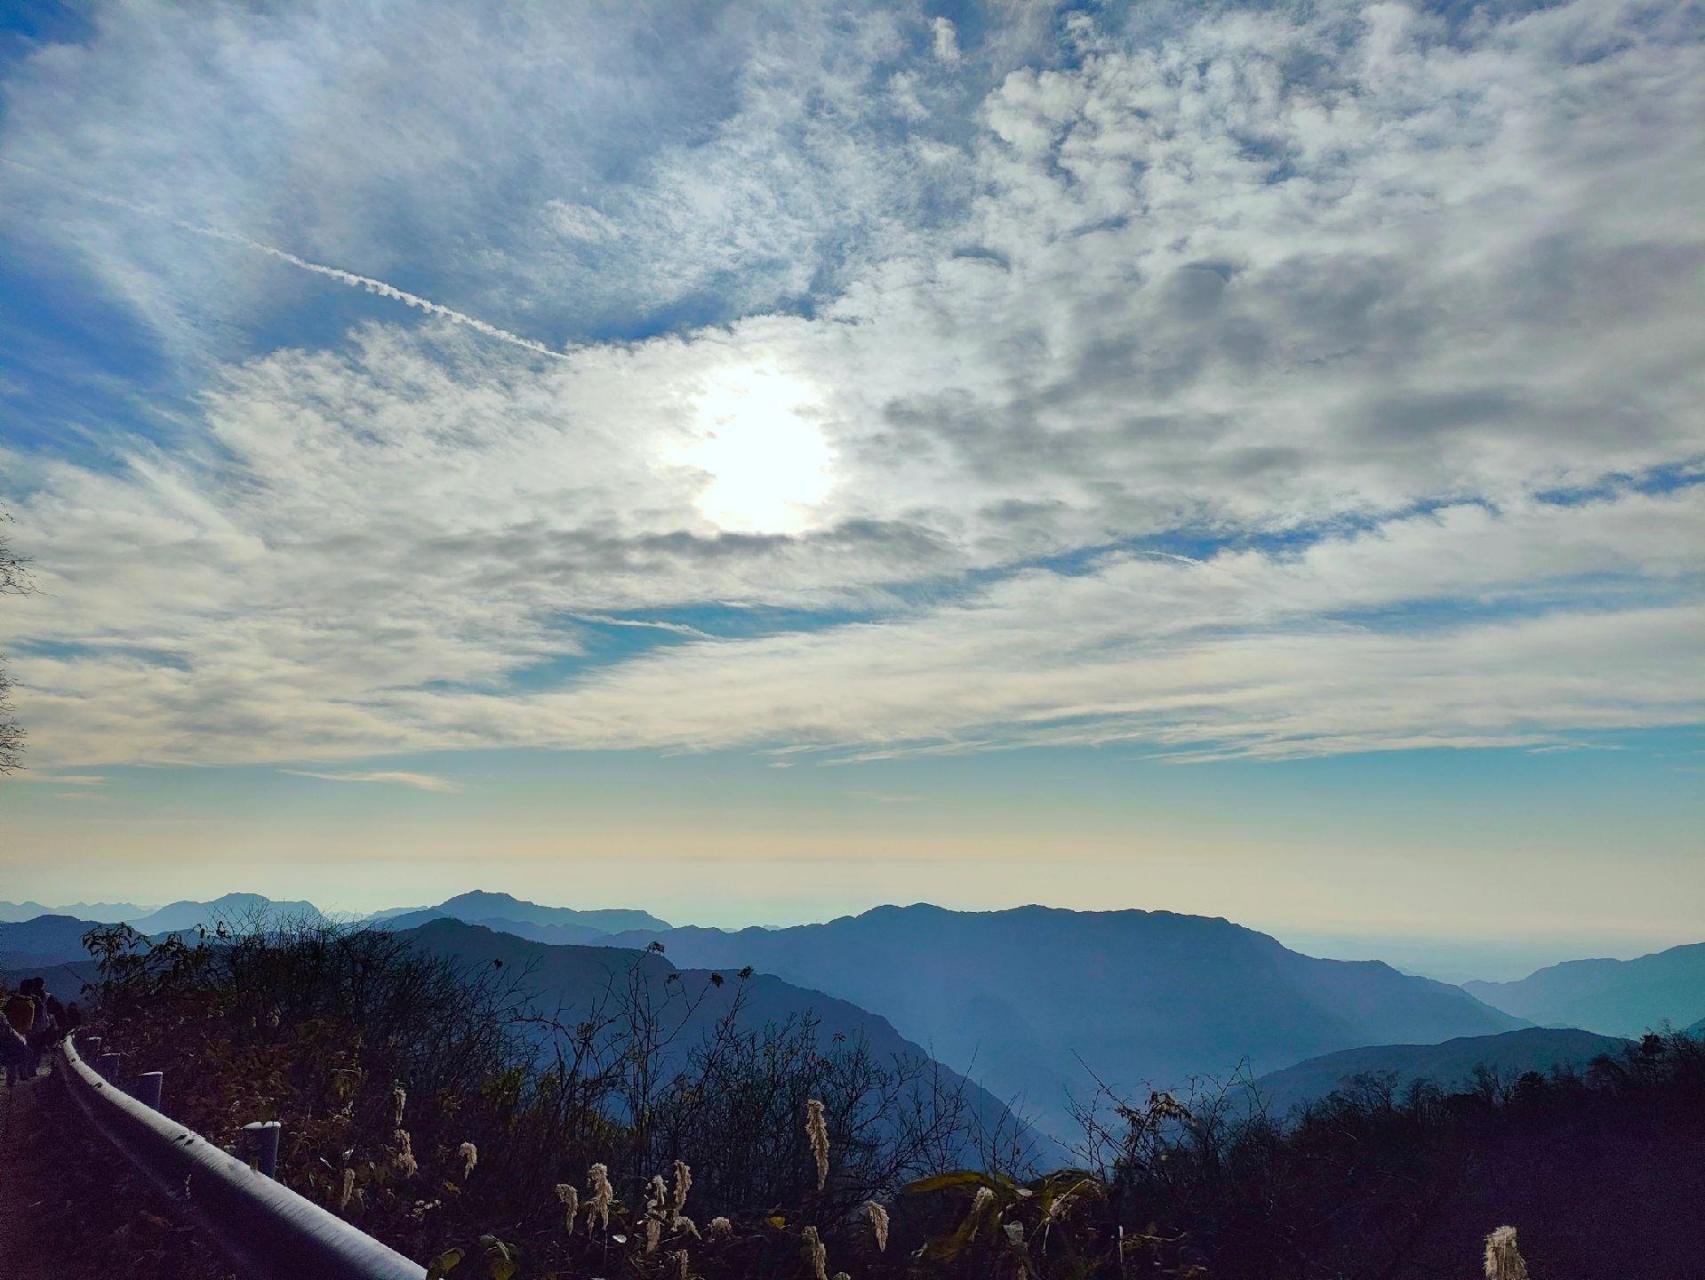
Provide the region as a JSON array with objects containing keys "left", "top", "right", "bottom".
[{"left": 60, "top": 1031, "right": 426, "bottom": 1280}]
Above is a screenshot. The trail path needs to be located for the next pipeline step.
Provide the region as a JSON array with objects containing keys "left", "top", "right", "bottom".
[
  {"left": 0, "top": 1073, "right": 66, "bottom": 1280},
  {"left": 0, "top": 1069, "right": 233, "bottom": 1280}
]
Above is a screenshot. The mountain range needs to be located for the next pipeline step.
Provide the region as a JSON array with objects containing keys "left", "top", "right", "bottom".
[
  {"left": 592, "top": 904, "right": 1523, "bottom": 1133},
  {"left": 1464, "top": 943, "right": 1705, "bottom": 1037},
  {"left": 1249, "top": 1026, "right": 1630, "bottom": 1119}
]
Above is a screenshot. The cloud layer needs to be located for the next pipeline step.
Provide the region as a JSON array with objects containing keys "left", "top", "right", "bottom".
[{"left": 1, "top": 0, "right": 1701, "bottom": 769}]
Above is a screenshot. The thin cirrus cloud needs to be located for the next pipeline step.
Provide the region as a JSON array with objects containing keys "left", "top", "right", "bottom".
[
  {"left": 0, "top": 157, "right": 566, "bottom": 360},
  {"left": 0, "top": 0, "right": 1700, "bottom": 772},
  {"left": 282, "top": 770, "right": 462, "bottom": 794}
]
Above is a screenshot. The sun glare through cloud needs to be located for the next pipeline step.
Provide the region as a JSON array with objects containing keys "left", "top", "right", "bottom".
[{"left": 683, "top": 365, "right": 834, "bottom": 534}]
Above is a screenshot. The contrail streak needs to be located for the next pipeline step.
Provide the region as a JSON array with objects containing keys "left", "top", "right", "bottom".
[{"left": 1, "top": 158, "right": 565, "bottom": 359}]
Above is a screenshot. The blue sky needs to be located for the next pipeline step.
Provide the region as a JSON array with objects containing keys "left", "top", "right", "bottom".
[{"left": 0, "top": 0, "right": 1700, "bottom": 977}]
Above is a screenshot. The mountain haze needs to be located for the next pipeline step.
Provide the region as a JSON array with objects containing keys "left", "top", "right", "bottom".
[
  {"left": 0, "top": 901, "right": 151, "bottom": 924},
  {"left": 597, "top": 904, "right": 1522, "bottom": 1133},
  {"left": 1464, "top": 943, "right": 1705, "bottom": 1037}
]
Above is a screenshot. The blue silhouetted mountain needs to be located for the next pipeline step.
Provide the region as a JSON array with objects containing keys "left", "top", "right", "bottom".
[
  {"left": 0, "top": 900, "right": 151, "bottom": 923},
  {"left": 1463, "top": 942, "right": 1705, "bottom": 1037},
  {"left": 594, "top": 904, "right": 1523, "bottom": 1134},
  {"left": 0, "top": 914, "right": 109, "bottom": 983},
  {"left": 0, "top": 914, "right": 103, "bottom": 958},
  {"left": 126, "top": 893, "right": 325, "bottom": 935},
  {"left": 1251, "top": 1027, "right": 1629, "bottom": 1119},
  {"left": 397, "top": 918, "right": 1043, "bottom": 1163},
  {"left": 372, "top": 891, "right": 669, "bottom": 941}
]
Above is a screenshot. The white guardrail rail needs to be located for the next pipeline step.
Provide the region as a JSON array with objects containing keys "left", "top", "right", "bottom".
[{"left": 60, "top": 1031, "right": 426, "bottom": 1280}]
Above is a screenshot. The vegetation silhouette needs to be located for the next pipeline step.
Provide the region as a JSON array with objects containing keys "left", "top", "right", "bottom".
[{"left": 60, "top": 917, "right": 1705, "bottom": 1279}]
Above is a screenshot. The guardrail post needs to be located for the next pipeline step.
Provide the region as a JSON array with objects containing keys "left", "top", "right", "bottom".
[
  {"left": 134, "top": 1070, "right": 164, "bottom": 1111},
  {"left": 96, "top": 1051, "right": 123, "bottom": 1083},
  {"left": 243, "top": 1120, "right": 282, "bottom": 1178}
]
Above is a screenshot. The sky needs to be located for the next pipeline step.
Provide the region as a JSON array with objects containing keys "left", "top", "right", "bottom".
[{"left": 0, "top": 0, "right": 1700, "bottom": 981}]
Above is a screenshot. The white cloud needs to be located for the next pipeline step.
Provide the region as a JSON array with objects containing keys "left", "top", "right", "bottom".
[
  {"left": 932, "top": 18, "right": 962, "bottom": 64},
  {"left": 0, "top": 0, "right": 1700, "bottom": 769}
]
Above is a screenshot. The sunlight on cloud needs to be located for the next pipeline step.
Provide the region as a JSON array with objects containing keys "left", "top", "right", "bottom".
[{"left": 682, "top": 365, "right": 834, "bottom": 534}]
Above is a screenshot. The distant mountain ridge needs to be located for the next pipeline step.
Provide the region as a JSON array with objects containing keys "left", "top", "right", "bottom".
[
  {"left": 0, "top": 890, "right": 673, "bottom": 971},
  {"left": 0, "top": 914, "right": 103, "bottom": 956},
  {"left": 1251, "top": 1027, "right": 1630, "bottom": 1119},
  {"left": 127, "top": 893, "right": 325, "bottom": 934},
  {"left": 0, "top": 900, "right": 153, "bottom": 923},
  {"left": 593, "top": 903, "right": 1523, "bottom": 1134},
  {"left": 373, "top": 891, "right": 669, "bottom": 938},
  {"left": 1464, "top": 943, "right": 1705, "bottom": 1037},
  {"left": 4, "top": 888, "right": 669, "bottom": 941}
]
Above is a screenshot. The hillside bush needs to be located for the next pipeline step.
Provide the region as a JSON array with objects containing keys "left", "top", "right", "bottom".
[{"left": 69, "top": 921, "right": 1705, "bottom": 1278}]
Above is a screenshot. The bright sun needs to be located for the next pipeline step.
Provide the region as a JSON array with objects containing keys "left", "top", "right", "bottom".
[{"left": 684, "top": 366, "right": 834, "bottom": 534}]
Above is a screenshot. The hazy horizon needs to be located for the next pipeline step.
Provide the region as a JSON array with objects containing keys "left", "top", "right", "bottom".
[
  {"left": 2, "top": 0, "right": 1701, "bottom": 984},
  {"left": 4, "top": 877, "right": 1695, "bottom": 985}
]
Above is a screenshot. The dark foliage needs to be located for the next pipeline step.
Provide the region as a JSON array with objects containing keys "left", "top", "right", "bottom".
[
  {"left": 64, "top": 919, "right": 1704, "bottom": 1279},
  {"left": 75, "top": 918, "right": 988, "bottom": 1278},
  {"left": 1092, "top": 1033, "right": 1705, "bottom": 1280}
]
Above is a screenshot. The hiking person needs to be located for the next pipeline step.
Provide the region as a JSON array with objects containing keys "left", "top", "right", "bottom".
[
  {"left": 0, "top": 1016, "right": 28, "bottom": 1086},
  {"left": 3, "top": 988, "right": 36, "bottom": 1037}
]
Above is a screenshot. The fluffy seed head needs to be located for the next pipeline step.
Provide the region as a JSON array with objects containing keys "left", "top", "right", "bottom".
[
  {"left": 805, "top": 1099, "right": 830, "bottom": 1190},
  {"left": 672, "top": 1159, "right": 693, "bottom": 1213},
  {"left": 586, "top": 1162, "right": 615, "bottom": 1233},
  {"left": 555, "top": 1183, "right": 579, "bottom": 1233},
  {"left": 865, "top": 1200, "right": 890, "bottom": 1252},
  {"left": 391, "top": 1129, "right": 418, "bottom": 1179},
  {"left": 1484, "top": 1226, "right": 1530, "bottom": 1280},
  {"left": 802, "top": 1225, "right": 828, "bottom": 1280}
]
